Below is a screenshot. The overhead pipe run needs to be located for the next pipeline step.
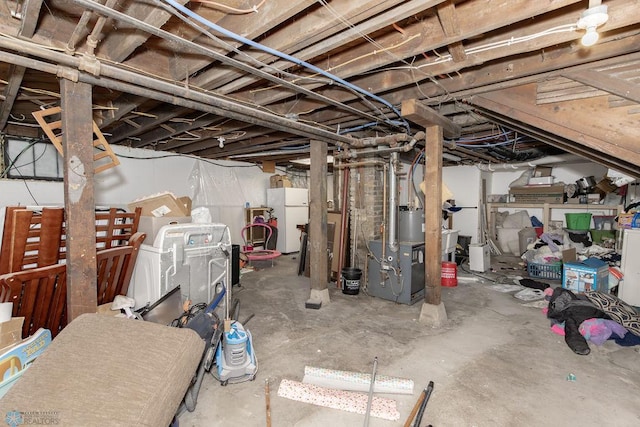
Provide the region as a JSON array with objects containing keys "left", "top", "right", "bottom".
[
  {"left": 333, "top": 160, "right": 386, "bottom": 169},
  {"left": 69, "top": 0, "right": 383, "bottom": 128},
  {"left": 86, "top": 0, "right": 120, "bottom": 56},
  {"left": 0, "top": 38, "right": 356, "bottom": 147},
  {"left": 335, "top": 132, "right": 425, "bottom": 159},
  {"left": 161, "top": 0, "right": 410, "bottom": 133}
]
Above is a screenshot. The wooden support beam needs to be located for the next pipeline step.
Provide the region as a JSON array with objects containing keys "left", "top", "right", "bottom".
[
  {"left": 401, "top": 99, "right": 461, "bottom": 139},
  {"left": 61, "top": 78, "right": 97, "bottom": 321},
  {"left": 563, "top": 69, "right": 640, "bottom": 104},
  {"left": 309, "top": 140, "right": 328, "bottom": 294},
  {"left": 436, "top": 1, "right": 467, "bottom": 62},
  {"left": 423, "top": 125, "right": 444, "bottom": 306},
  {"left": 471, "top": 84, "right": 640, "bottom": 173}
]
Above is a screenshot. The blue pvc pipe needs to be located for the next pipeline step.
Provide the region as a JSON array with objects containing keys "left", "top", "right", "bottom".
[
  {"left": 162, "top": 0, "right": 410, "bottom": 132},
  {"left": 338, "top": 120, "right": 406, "bottom": 134}
]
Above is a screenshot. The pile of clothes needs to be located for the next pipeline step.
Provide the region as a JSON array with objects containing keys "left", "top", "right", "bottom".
[{"left": 546, "top": 287, "right": 640, "bottom": 355}]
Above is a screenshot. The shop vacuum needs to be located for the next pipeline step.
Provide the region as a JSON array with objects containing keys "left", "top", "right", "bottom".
[{"left": 212, "top": 320, "right": 258, "bottom": 385}]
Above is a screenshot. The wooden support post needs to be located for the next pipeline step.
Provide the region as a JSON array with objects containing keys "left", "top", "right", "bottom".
[
  {"left": 61, "top": 78, "right": 97, "bottom": 320},
  {"left": 308, "top": 140, "right": 330, "bottom": 306},
  {"left": 401, "top": 99, "right": 461, "bottom": 139},
  {"left": 424, "top": 125, "right": 443, "bottom": 306},
  {"left": 401, "top": 99, "right": 449, "bottom": 325}
]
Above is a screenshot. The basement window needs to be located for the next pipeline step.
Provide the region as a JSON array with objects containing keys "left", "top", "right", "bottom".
[{"left": 2, "top": 137, "right": 63, "bottom": 181}]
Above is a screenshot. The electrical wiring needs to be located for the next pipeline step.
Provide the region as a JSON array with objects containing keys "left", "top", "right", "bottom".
[
  {"left": 62, "top": 2, "right": 376, "bottom": 138},
  {"left": 315, "top": 1, "right": 457, "bottom": 105},
  {"left": 152, "top": 1, "right": 387, "bottom": 128},
  {"left": 389, "top": 24, "right": 577, "bottom": 73},
  {"left": 154, "top": 0, "right": 331, "bottom": 87},
  {"left": 189, "top": 0, "right": 267, "bottom": 14},
  {"left": 0, "top": 138, "right": 41, "bottom": 178},
  {"left": 456, "top": 136, "right": 529, "bottom": 149},
  {"left": 109, "top": 149, "right": 261, "bottom": 169},
  {"left": 161, "top": 0, "right": 410, "bottom": 133}
]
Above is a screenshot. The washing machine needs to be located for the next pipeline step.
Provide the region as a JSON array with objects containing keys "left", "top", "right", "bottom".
[{"left": 128, "top": 223, "right": 232, "bottom": 310}]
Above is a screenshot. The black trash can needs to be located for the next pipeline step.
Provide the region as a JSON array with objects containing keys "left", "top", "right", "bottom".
[{"left": 341, "top": 267, "right": 362, "bottom": 295}]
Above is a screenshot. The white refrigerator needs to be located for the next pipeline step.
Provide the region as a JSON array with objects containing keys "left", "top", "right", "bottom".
[
  {"left": 619, "top": 228, "right": 640, "bottom": 306},
  {"left": 267, "top": 188, "right": 309, "bottom": 253}
]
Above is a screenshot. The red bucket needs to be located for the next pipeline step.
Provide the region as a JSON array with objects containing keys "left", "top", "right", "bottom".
[{"left": 441, "top": 261, "right": 458, "bottom": 287}]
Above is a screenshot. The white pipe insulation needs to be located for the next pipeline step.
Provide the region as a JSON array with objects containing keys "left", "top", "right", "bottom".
[
  {"left": 388, "top": 152, "right": 400, "bottom": 253},
  {"left": 475, "top": 154, "right": 582, "bottom": 171}
]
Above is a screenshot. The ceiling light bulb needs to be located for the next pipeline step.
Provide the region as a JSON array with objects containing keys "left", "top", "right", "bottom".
[
  {"left": 218, "top": 137, "right": 225, "bottom": 148},
  {"left": 577, "top": 4, "right": 608, "bottom": 47},
  {"left": 581, "top": 27, "right": 599, "bottom": 46}
]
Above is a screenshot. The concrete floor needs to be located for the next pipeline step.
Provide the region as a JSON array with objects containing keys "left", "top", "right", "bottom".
[{"left": 179, "top": 254, "right": 640, "bottom": 427}]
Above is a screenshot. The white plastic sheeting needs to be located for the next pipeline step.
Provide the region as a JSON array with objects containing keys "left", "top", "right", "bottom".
[{"left": 188, "top": 160, "right": 271, "bottom": 244}]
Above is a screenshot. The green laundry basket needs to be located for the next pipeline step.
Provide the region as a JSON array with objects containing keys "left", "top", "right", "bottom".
[{"left": 565, "top": 213, "right": 592, "bottom": 231}]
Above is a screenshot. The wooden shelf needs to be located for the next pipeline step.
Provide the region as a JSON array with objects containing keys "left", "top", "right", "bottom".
[{"left": 487, "top": 202, "right": 624, "bottom": 242}]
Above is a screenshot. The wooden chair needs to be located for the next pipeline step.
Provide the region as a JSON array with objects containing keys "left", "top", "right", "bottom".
[
  {"left": 241, "top": 223, "right": 281, "bottom": 266},
  {"left": 0, "top": 264, "right": 67, "bottom": 339},
  {"left": 0, "top": 282, "right": 10, "bottom": 303},
  {"left": 96, "top": 231, "right": 146, "bottom": 305}
]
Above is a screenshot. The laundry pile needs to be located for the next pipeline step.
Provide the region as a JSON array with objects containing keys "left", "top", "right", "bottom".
[{"left": 545, "top": 287, "right": 640, "bottom": 355}]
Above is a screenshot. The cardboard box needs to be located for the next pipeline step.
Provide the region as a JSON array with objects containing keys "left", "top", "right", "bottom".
[
  {"left": 509, "top": 184, "right": 564, "bottom": 204},
  {"left": 269, "top": 174, "right": 292, "bottom": 188},
  {"left": 138, "top": 215, "right": 192, "bottom": 244},
  {"left": 532, "top": 166, "right": 552, "bottom": 177},
  {"left": 563, "top": 258, "right": 609, "bottom": 292},
  {"left": 128, "top": 193, "right": 191, "bottom": 217},
  {"left": 0, "top": 317, "right": 24, "bottom": 351},
  {"left": 178, "top": 196, "right": 192, "bottom": 215},
  {"left": 595, "top": 178, "right": 617, "bottom": 194}
]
